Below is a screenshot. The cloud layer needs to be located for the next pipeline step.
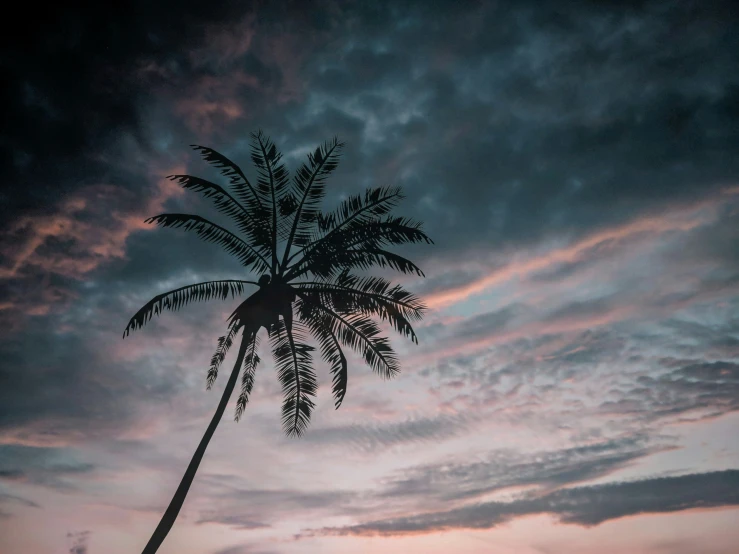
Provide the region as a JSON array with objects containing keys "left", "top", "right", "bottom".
[
  {"left": 309, "top": 470, "right": 739, "bottom": 536},
  {"left": 1, "top": 1, "right": 737, "bottom": 553}
]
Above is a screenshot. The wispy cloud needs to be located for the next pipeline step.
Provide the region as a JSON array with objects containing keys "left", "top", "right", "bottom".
[
  {"left": 306, "top": 470, "right": 739, "bottom": 537},
  {"left": 301, "top": 412, "right": 475, "bottom": 452},
  {"left": 425, "top": 187, "right": 738, "bottom": 309},
  {"left": 377, "top": 434, "right": 672, "bottom": 504}
]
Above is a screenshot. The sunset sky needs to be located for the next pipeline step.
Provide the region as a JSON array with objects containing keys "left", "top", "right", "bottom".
[{"left": 1, "top": 1, "right": 738, "bottom": 553}]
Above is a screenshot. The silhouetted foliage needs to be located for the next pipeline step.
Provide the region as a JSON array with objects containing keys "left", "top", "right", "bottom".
[{"left": 123, "top": 130, "right": 432, "bottom": 554}]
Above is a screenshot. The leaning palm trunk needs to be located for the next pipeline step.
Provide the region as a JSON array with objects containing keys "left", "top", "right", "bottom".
[{"left": 141, "top": 327, "right": 252, "bottom": 554}]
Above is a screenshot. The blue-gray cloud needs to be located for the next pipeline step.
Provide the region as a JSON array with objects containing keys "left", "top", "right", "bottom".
[
  {"left": 301, "top": 412, "right": 474, "bottom": 452},
  {"left": 307, "top": 469, "right": 739, "bottom": 536},
  {"left": 378, "top": 434, "right": 671, "bottom": 503},
  {"left": 0, "top": 445, "right": 95, "bottom": 492},
  {"left": 0, "top": 491, "right": 41, "bottom": 519}
]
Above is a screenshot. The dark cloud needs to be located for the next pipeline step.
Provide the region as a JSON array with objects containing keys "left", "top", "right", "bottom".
[
  {"left": 2, "top": 0, "right": 737, "bottom": 334},
  {"left": 600, "top": 358, "right": 739, "bottom": 422},
  {"left": 308, "top": 470, "right": 739, "bottom": 536},
  {"left": 0, "top": 315, "right": 190, "bottom": 446},
  {"left": 1, "top": 2, "right": 215, "bottom": 216},
  {"left": 551, "top": 470, "right": 739, "bottom": 526},
  {"left": 66, "top": 531, "right": 91, "bottom": 554},
  {"left": 1, "top": 0, "right": 332, "bottom": 220},
  {"left": 676, "top": 360, "right": 739, "bottom": 383},
  {"left": 661, "top": 308, "right": 739, "bottom": 360},
  {"left": 308, "top": 0, "right": 739, "bottom": 264},
  {"left": 378, "top": 434, "right": 669, "bottom": 503},
  {"left": 3, "top": 0, "right": 736, "bottom": 251},
  {"left": 0, "top": 445, "right": 95, "bottom": 492}
]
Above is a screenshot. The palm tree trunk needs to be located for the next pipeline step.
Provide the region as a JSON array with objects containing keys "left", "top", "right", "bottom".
[{"left": 141, "top": 326, "right": 252, "bottom": 554}]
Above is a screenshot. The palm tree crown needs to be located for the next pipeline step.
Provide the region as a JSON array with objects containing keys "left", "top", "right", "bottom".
[{"left": 124, "top": 131, "right": 433, "bottom": 437}]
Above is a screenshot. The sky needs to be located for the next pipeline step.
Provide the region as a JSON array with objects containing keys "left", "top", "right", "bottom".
[{"left": 1, "top": 0, "right": 738, "bottom": 553}]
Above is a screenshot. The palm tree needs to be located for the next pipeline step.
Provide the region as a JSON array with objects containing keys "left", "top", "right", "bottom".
[{"left": 123, "top": 131, "right": 433, "bottom": 554}]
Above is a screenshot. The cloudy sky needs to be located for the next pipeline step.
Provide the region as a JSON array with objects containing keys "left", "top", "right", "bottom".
[{"left": 1, "top": 1, "right": 738, "bottom": 553}]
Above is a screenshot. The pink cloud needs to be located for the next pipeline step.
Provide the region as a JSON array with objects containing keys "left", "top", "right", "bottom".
[
  {"left": 0, "top": 419, "right": 94, "bottom": 448},
  {"left": 174, "top": 71, "right": 260, "bottom": 136},
  {"left": 159, "top": 14, "right": 320, "bottom": 137},
  {"left": 425, "top": 186, "right": 739, "bottom": 310},
  {"left": 0, "top": 163, "right": 185, "bottom": 321},
  {"left": 1, "top": 168, "right": 183, "bottom": 281},
  {"left": 415, "top": 280, "right": 737, "bottom": 369},
  {"left": 164, "top": 13, "right": 334, "bottom": 138}
]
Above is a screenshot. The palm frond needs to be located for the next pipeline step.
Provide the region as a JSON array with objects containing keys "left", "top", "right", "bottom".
[
  {"left": 126, "top": 133, "right": 433, "bottom": 440},
  {"left": 294, "top": 272, "right": 426, "bottom": 343},
  {"left": 296, "top": 292, "right": 399, "bottom": 380},
  {"left": 290, "top": 246, "right": 426, "bottom": 280},
  {"left": 235, "top": 331, "right": 261, "bottom": 422},
  {"left": 270, "top": 317, "right": 317, "bottom": 437},
  {"left": 206, "top": 321, "right": 240, "bottom": 389},
  {"left": 190, "top": 145, "right": 262, "bottom": 211},
  {"left": 123, "top": 280, "right": 257, "bottom": 338},
  {"left": 250, "top": 131, "right": 291, "bottom": 272},
  {"left": 285, "top": 216, "right": 431, "bottom": 281},
  {"left": 285, "top": 186, "right": 404, "bottom": 267},
  {"left": 166, "top": 174, "right": 272, "bottom": 253},
  {"left": 309, "top": 271, "right": 426, "bottom": 317},
  {"left": 336, "top": 216, "right": 434, "bottom": 250},
  {"left": 280, "top": 137, "right": 344, "bottom": 269},
  {"left": 283, "top": 198, "right": 433, "bottom": 282},
  {"left": 145, "top": 213, "right": 271, "bottom": 273},
  {"left": 342, "top": 248, "right": 426, "bottom": 276},
  {"left": 249, "top": 131, "right": 291, "bottom": 202},
  {"left": 302, "top": 312, "right": 348, "bottom": 409}
]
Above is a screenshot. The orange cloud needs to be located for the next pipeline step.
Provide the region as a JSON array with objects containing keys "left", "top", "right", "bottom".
[
  {"left": 0, "top": 163, "right": 185, "bottom": 321},
  {"left": 1, "top": 169, "right": 183, "bottom": 281}
]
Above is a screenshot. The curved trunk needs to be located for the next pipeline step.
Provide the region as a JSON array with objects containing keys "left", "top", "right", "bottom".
[{"left": 141, "top": 326, "right": 253, "bottom": 554}]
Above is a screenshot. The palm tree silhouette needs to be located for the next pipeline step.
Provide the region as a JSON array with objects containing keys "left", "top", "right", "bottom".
[{"left": 123, "top": 131, "right": 433, "bottom": 553}]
